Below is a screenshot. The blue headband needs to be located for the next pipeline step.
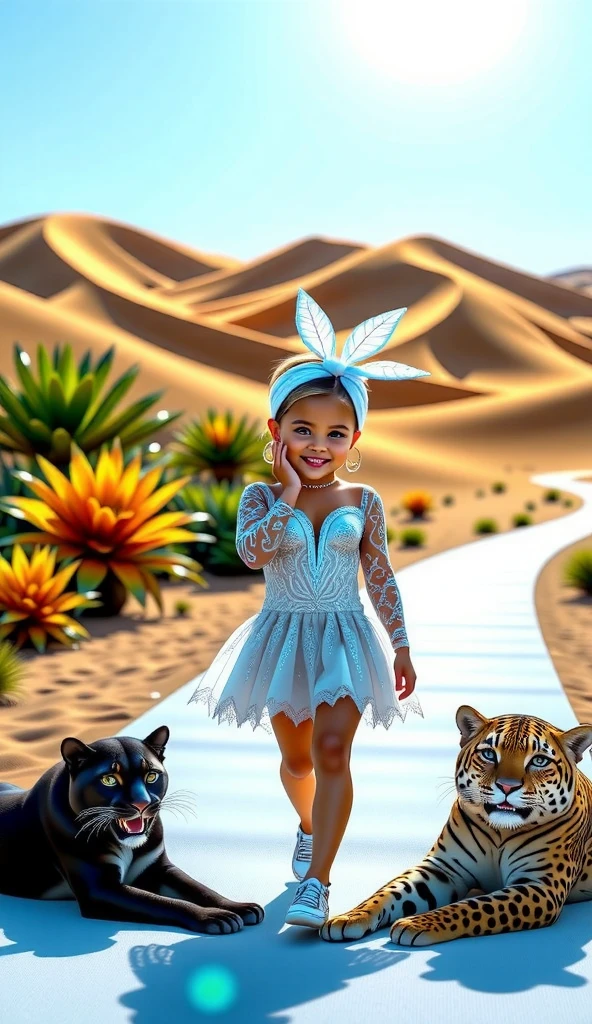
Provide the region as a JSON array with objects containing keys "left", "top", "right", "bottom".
[{"left": 269, "top": 289, "right": 430, "bottom": 430}]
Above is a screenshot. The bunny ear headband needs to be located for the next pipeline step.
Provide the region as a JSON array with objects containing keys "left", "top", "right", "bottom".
[{"left": 268, "top": 288, "right": 430, "bottom": 430}]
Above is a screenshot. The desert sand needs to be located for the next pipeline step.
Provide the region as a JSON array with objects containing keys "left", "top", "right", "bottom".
[{"left": 0, "top": 212, "right": 590, "bottom": 788}]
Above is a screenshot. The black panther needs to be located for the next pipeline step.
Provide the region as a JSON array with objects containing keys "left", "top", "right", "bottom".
[{"left": 0, "top": 725, "right": 264, "bottom": 934}]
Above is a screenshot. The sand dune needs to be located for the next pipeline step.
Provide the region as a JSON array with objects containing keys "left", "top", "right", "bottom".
[{"left": 0, "top": 212, "right": 591, "bottom": 497}]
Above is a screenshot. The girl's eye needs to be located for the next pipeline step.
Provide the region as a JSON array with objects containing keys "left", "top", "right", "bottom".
[
  {"left": 479, "top": 749, "right": 496, "bottom": 763},
  {"left": 530, "top": 756, "right": 550, "bottom": 769},
  {"left": 145, "top": 771, "right": 159, "bottom": 784},
  {"left": 101, "top": 775, "right": 117, "bottom": 787},
  {"left": 295, "top": 428, "right": 345, "bottom": 438}
]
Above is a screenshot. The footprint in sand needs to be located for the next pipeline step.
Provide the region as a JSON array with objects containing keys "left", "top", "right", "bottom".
[
  {"left": 77, "top": 692, "right": 95, "bottom": 701},
  {"left": 12, "top": 727, "right": 56, "bottom": 743},
  {"left": 72, "top": 668, "right": 94, "bottom": 677},
  {"left": 55, "top": 677, "right": 77, "bottom": 686},
  {"left": 15, "top": 708, "right": 60, "bottom": 722},
  {"left": 36, "top": 687, "right": 57, "bottom": 695},
  {"left": 93, "top": 712, "right": 131, "bottom": 722},
  {"left": 114, "top": 667, "right": 136, "bottom": 676}
]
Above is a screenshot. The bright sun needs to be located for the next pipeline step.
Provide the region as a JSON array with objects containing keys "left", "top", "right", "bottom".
[{"left": 340, "top": 0, "right": 532, "bottom": 87}]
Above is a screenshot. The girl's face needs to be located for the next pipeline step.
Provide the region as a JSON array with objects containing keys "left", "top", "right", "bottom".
[{"left": 268, "top": 394, "right": 361, "bottom": 485}]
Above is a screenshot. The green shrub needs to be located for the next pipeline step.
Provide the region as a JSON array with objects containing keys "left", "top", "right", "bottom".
[
  {"left": 562, "top": 550, "right": 592, "bottom": 596},
  {"left": 524, "top": 500, "right": 536, "bottom": 512},
  {"left": 171, "top": 410, "right": 273, "bottom": 483},
  {"left": 400, "top": 527, "right": 425, "bottom": 547},
  {"left": 442, "top": 494, "right": 455, "bottom": 506},
  {"left": 174, "top": 598, "right": 192, "bottom": 617},
  {"left": 0, "top": 343, "right": 181, "bottom": 465},
  {"left": 474, "top": 518, "right": 498, "bottom": 534},
  {"left": 563, "top": 498, "right": 574, "bottom": 508},
  {"left": 544, "top": 489, "right": 561, "bottom": 502},
  {"left": 491, "top": 481, "right": 506, "bottom": 494},
  {"left": 476, "top": 488, "right": 485, "bottom": 498},
  {"left": 512, "top": 513, "right": 532, "bottom": 528}
]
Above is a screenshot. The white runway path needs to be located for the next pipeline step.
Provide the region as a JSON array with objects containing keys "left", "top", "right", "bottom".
[{"left": 1, "top": 469, "right": 591, "bottom": 1024}]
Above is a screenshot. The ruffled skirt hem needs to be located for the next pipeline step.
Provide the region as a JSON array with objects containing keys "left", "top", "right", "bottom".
[{"left": 186, "top": 607, "right": 423, "bottom": 733}]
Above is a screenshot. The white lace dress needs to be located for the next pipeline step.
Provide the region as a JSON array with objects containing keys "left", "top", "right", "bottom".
[{"left": 188, "top": 482, "right": 423, "bottom": 731}]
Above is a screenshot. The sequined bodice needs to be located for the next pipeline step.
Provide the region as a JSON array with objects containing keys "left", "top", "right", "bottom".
[
  {"left": 235, "top": 481, "right": 409, "bottom": 649},
  {"left": 255, "top": 484, "right": 369, "bottom": 612}
]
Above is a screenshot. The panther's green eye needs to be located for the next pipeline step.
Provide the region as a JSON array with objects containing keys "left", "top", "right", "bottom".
[
  {"left": 145, "top": 771, "right": 159, "bottom": 784},
  {"left": 530, "top": 755, "right": 551, "bottom": 769},
  {"left": 479, "top": 748, "right": 497, "bottom": 763},
  {"left": 101, "top": 775, "right": 118, "bottom": 787}
]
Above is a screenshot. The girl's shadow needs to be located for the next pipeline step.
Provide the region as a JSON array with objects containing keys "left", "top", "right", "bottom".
[{"left": 120, "top": 883, "right": 407, "bottom": 1024}]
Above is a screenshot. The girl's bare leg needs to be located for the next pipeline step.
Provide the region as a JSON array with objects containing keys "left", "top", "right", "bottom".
[
  {"left": 271, "top": 712, "right": 315, "bottom": 834},
  {"left": 305, "top": 696, "right": 362, "bottom": 886}
]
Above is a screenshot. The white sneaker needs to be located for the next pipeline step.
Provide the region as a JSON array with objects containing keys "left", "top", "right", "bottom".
[
  {"left": 285, "top": 877, "right": 330, "bottom": 928},
  {"left": 292, "top": 826, "right": 313, "bottom": 881}
]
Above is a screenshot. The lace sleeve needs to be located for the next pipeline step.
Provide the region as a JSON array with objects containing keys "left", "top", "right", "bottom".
[
  {"left": 236, "top": 483, "right": 295, "bottom": 569},
  {"left": 360, "top": 489, "right": 409, "bottom": 651}
]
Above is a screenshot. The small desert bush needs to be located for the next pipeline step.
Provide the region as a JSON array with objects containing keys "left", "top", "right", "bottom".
[
  {"left": 400, "top": 527, "right": 425, "bottom": 547},
  {"left": 491, "top": 481, "right": 506, "bottom": 494},
  {"left": 474, "top": 518, "right": 498, "bottom": 535},
  {"left": 401, "top": 491, "right": 433, "bottom": 519},
  {"left": 442, "top": 494, "right": 455, "bottom": 506},
  {"left": 562, "top": 550, "right": 592, "bottom": 596},
  {"left": 0, "top": 641, "right": 24, "bottom": 704},
  {"left": 544, "top": 489, "right": 561, "bottom": 502},
  {"left": 525, "top": 500, "right": 536, "bottom": 512},
  {"left": 476, "top": 488, "right": 485, "bottom": 498},
  {"left": 512, "top": 513, "right": 533, "bottom": 528},
  {"left": 174, "top": 598, "right": 192, "bottom": 617},
  {"left": 386, "top": 526, "right": 396, "bottom": 546},
  {"left": 563, "top": 498, "right": 574, "bottom": 508}
]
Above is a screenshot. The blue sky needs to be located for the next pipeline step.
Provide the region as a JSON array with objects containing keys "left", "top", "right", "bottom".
[{"left": 1, "top": 0, "right": 590, "bottom": 275}]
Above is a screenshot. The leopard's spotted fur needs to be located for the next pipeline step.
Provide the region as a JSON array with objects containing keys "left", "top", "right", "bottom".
[{"left": 321, "top": 705, "right": 592, "bottom": 946}]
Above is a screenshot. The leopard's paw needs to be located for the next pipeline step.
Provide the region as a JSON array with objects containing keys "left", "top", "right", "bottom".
[
  {"left": 390, "top": 917, "right": 434, "bottom": 947},
  {"left": 320, "top": 910, "right": 378, "bottom": 942}
]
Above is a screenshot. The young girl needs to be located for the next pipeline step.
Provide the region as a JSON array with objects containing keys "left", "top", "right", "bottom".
[{"left": 189, "top": 289, "right": 430, "bottom": 929}]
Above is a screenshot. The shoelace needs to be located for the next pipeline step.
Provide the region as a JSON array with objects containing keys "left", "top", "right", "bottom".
[
  {"left": 294, "top": 880, "right": 328, "bottom": 910},
  {"left": 295, "top": 831, "right": 313, "bottom": 860}
]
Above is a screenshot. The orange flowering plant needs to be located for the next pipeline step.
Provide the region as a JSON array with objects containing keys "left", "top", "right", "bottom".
[{"left": 0, "top": 439, "right": 213, "bottom": 612}]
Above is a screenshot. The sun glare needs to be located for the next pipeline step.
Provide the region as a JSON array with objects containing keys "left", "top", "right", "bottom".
[{"left": 340, "top": 0, "right": 532, "bottom": 87}]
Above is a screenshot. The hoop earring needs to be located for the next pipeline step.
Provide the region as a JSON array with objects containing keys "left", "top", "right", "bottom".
[
  {"left": 263, "top": 440, "right": 274, "bottom": 464},
  {"left": 346, "top": 446, "right": 361, "bottom": 473}
]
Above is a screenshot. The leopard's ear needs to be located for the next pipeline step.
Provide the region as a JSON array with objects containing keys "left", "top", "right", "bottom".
[
  {"left": 456, "top": 706, "right": 489, "bottom": 748},
  {"left": 560, "top": 724, "right": 592, "bottom": 764},
  {"left": 143, "top": 725, "right": 169, "bottom": 762},
  {"left": 61, "top": 737, "right": 97, "bottom": 773}
]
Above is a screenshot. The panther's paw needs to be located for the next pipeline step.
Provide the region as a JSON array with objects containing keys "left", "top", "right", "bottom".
[
  {"left": 320, "top": 911, "right": 376, "bottom": 942},
  {"left": 229, "top": 901, "right": 265, "bottom": 926}
]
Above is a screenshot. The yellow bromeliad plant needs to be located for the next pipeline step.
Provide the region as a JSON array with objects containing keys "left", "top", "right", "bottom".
[
  {"left": 0, "top": 545, "right": 98, "bottom": 651},
  {"left": 0, "top": 439, "right": 211, "bottom": 612}
]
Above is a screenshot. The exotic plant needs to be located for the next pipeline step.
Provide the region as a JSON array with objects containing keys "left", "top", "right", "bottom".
[
  {"left": 170, "top": 409, "right": 273, "bottom": 483},
  {"left": 0, "top": 640, "right": 25, "bottom": 704},
  {"left": 0, "top": 545, "right": 98, "bottom": 651},
  {"left": 0, "top": 440, "right": 212, "bottom": 614},
  {"left": 562, "top": 550, "right": 592, "bottom": 596},
  {"left": 401, "top": 490, "right": 433, "bottom": 519},
  {"left": 168, "top": 479, "right": 252, "bottom": 575},
  {"left": 0, "top": 343, "right": 181, "bottom": 466}
]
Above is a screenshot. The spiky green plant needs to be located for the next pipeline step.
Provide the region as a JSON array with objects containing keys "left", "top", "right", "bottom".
[
  {"left": 0, "top": 640, "right": 24, "bottom": 704},
  {"left": 0, "top": 343, "right": 181, "bottom": 466},
  {"left": 170, "top": 410, "right": 273, "bottom": 483},
  {"left": 0, "top": 454, "right": 35, "bottom": 544},
  {"left": 562, "top": 550, "right": 592, "bottom": 596},
  {"left": 174, "top": 598, "right": 192, "bottom": 617},
  {"left": 169, "top": 479, "right": 255, "bottom": 575}
]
